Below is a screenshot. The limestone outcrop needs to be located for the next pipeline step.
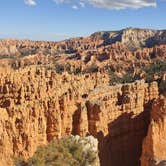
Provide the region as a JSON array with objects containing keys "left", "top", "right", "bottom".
[{"left": 91, "top": 28, "right": 166, "bottom": 50}]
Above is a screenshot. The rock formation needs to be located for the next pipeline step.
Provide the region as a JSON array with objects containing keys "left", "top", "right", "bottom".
[
  {"left": 0, "top": 30, "right": 166, "bottom": 82},
  {"left": 0, "top": 66, "right": 160, "bottom": 166},
  {"left": 141, "top": 95, "right": 166, "bottom": 166},
  {"left": 86, "top": 81, "right": 158, "bottom": 166},
  {"left": 0, "top": 66, "right": 109, "bottom": 165},
  {"left": 91, "top": 28, "right": 166, "bottom": 50},
  {"left": 0, "top": 28, "right": 165, "bottom": 166}
]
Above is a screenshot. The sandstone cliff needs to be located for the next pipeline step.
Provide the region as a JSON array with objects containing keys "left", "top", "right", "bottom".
[
  {"left": 91, "top": 28, "right": 166, "bottom": 50},
  {"left": 86, "top": 80, "right": 158, "bottom": 166},
  {"left": 0, "top": 66, "right": 159, "bottom": 166},
  {"left": 0, "top": 28, "right": 165, "bottom": 166},
  {"left": 0, "top": 66, "right": 109, "bottom": 165},
  {"left": 0, "top": 33, "right": 166, "bottom": 83},
  {"left": 141, "top": 95, "right": 166, "bottom": 166}
]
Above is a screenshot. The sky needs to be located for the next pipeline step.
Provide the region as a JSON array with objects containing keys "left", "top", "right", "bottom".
[{"left": 0, "top": 0, "right": 165, "bottom": 41}]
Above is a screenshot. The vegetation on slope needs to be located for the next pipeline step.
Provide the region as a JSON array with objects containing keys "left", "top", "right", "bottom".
[
  {"left": 15, "top": 136, "right": 99, "bottom": 166},
  {"left": 108, "top": 61, "right": 166, "bottom": 85},
  {"left": 143, "top": 61, "right": 166, "bottom": 82}
]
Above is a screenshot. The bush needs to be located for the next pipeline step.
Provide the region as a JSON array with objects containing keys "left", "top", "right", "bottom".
[
  {"left": 143, "top": 61, "right": 166, "bottom": 74},
  {"left": 159, "top": 80, "right": 166, "bottom": 95},
  {"left": 143, "top": 61, "right": 166, "bottom": 82},
  {"left": 108, "top": 61, "right": 166, "bottom": 85},
  {"left": 109, "top": 71, "right": 135, "bottom": 85},
  {"left": 55, "top": 63, "right": 64, "bottom": 74},
  {"left": 15, "top": 136, "right": 99, "bottom": 166}
]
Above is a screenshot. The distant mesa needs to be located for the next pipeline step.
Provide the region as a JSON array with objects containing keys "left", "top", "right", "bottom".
[{"left": 91, "top": 28, "right": 166, "bottom": 50}]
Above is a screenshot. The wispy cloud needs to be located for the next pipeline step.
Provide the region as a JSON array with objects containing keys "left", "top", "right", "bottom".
[
  {"left": 79, "top": 2, "right": 85, "bottom": 7},
  {"left": 53, "top": 0, "right": 74, "bottom": 4},
  {"left": 54, "top": 0, "right": 156, "bottom": 9},
  {"left": 24, "top": 0, "right": 36, "bottom": 6},
  {"left": 24, "top": 0, "right": 157, "bottom": 9},
  {"left": 85, "top": 0, "right": 156, "bottom": 9},
  {"left": 72, "top": 5, "right": 78, "bottom": 10}
]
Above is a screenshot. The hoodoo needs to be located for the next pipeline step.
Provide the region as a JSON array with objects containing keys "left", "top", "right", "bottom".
[{"left": 0, "top": 28, "right": 165, "bottom": 166}]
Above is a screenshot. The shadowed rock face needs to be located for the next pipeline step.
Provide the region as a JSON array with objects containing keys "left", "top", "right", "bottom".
[
  {"left": 141, "top": 95, "right": 166, "bottom": 166},
  {"left": 98, "top": 112, "right": 148, "bottom": 166},
  {"left": 91, "top": 28, "right": 166, "bottom": 50},
  {"left": 85, "top": 81, "right": 158, "bottom": 166}
]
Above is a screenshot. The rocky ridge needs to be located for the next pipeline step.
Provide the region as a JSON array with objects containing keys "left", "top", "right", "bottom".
[
  {"left": 0, "top": 28, "right": 166, "bottom": 82},
  {"left": 92, "top": 28, "right": 166, "bottom": 50}
]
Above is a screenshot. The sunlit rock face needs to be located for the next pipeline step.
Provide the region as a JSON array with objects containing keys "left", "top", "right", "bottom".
[
  {"left": 141, "top": 95, "right": 166, "bottom": 166},
  {"left": 0, "top": 29, "right": 166, "bottom": 82},
  {"left": 0, "top": 66, "right": 109, "bottom": 166},
  {"left": 0, "top": 28, "right": 165, "bottom": 166},
  {"left": 0, "top": 66, "right": 159, "bottom": 166}
]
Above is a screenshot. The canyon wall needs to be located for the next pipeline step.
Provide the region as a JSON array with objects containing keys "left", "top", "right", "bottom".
[
  {"left": 141, "top": 95, "right": 166, "bottom": 166},
  {"left": 0, "top": 28, "right": 165, "bottom": 166},
  {"left": 0, "top": 66, "right": 159, "bottom": 166},
  {"left": 85, "top": 80, "right": 158, "bottom": 166},
  {"left": 0, "top": 66, "right": 109, "bottom": 165}
]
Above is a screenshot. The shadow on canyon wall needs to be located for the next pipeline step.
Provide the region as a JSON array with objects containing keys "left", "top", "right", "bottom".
[{"left": 97, "top": 110, "right": 150, "bottom": 166}]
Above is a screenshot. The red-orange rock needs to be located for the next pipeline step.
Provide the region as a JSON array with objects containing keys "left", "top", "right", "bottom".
[{"left": 141, "top": 95, "right": 166, "bottom": 166}]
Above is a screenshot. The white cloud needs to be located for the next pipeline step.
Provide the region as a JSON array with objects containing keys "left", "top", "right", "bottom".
[
  {"left": 24, "top": 0, "right": 36, "bottom": 6},
  {"left": 24, "top": 0, "right": 157, "bottom": 9},
  {"left": 54, "top": 0, "right": 156, "bottom": 9},
  {"left": 85, "top": 0, "right": 156, "bottom": 9},
  {"left": 79, "top": 2, "right": 85, "bottom": 7},
  {"left": 72, "top": 5, "right": 79, "bottom": 10},
  {"left": 53, "top": 0, "right": 72, "bottom": 4}
]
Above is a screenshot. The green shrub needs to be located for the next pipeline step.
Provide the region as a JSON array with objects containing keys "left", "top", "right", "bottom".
[
  {"left": 159, "top": 80, "right": 166, "bottom": 95},
  {"left": 143, "top": 61, "right": 166, "bottom": 82},
  {"left": 55, "top": 63, "right": 64, "bottom": 74},
  {"left": 143, "top": 61, "right": 166, "bottom": 74},
  {"left": 109, "top": 71, "right": 135, "bottom": 85},
  {"left": 15, "top": 136, "right": 99, "bottom": 166},
  {"left": 108, "top": 61, "right": 166, "bottom": 85}
]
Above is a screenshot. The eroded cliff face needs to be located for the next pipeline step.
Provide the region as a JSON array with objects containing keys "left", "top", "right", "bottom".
[
  {"left": 0, "top": 66, "right": 159, "bottom": 166},
  {"left": 0, "top": 28, "right": 166, "bottom": 166},
  {"left": 2, "top": 28, "right": 166, "bottom": 58},
  {"left": 141, "top": 95, "right": 166, "bottom": 166},
  {"left": 0, "top": 66, "right": 109, "bottom": 165},
  {"left": 85, "top": 80, "right": 158, "bottom": 166}
]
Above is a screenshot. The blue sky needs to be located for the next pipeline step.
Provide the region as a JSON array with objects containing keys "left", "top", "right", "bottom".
[{"left": 0, "top": 0, "right": 165, "bottom": 41}]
